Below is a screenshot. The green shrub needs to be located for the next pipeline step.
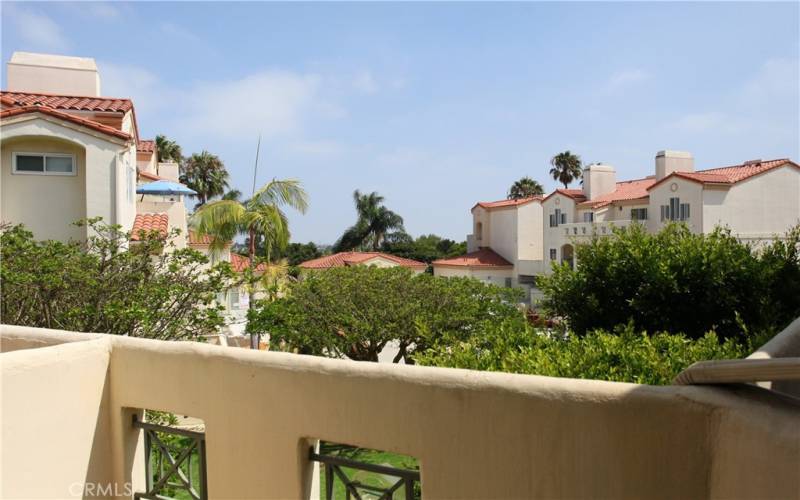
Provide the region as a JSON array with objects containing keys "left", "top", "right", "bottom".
[
  {"left": 0, "top": 220, "right": 233, "bottom": 340},
  {"left": 538, "top": 223, "right": 800, "bottom": 341},
  {"left": 416, "top": 321, "right": 749, "bottom": 385}
]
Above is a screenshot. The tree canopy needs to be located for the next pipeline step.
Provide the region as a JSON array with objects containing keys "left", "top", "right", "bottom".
[
  {"left": 0, "top": 220, "right": 233, "bottom": 340},
  {"left": 180, "top": 151, "right": 230, "bottom": 207},
  {"left": 334, "top": 190, "right": 404, "bottom": 252},
  {"left": 381, "top": 233, "right": 466, "bottom": 264},
  {"left": 247, "top": 266, "right": 525, "bottom": 363},
  {"left": 538, "top": 223, "right": 800, "bottom": 340},
  {"left": 155, "top": 134, "right": 183, "bottom": 163},
  {"left": 549, "top": 151, "right": 582, "bottom": 189},
  {"left": 508, "top": 176, "right": 545, "bottom": 199}
]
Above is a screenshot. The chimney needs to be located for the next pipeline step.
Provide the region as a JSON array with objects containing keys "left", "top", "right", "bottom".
[
  {"left": 7, "top": 52, "right": 101, "bottom": 96},
  {"left": 656, "top": 150, "right": 694, "bottom": 180},
  {"left": 582, "top": 163, "right": 617, "bottom": 200}
]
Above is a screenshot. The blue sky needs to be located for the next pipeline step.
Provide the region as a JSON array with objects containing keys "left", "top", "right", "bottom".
[{"left": 3, "top": 2, "right": 798, "bottom": 244}]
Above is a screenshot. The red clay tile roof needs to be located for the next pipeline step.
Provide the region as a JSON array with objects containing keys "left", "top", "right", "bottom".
[
  {"left": 230, "top": 253, "right": 267, "bottom": 273},
  {"left": 187, "top": 230, "right": 233, "bottom": 248},
  {"left": 137, "top": 170, "right": 162, "bottom": 181},
  {"left": 474, "top": 196, "right": 543, "bottom": 210},
  {"left": 1, "top": 90, "right": 133, "bottom": 113},
  {"left": 299, "top": 251, "right": 427, "bottom": 270},
  {"left": 137, "top": 139, "right": 155, "bottom": 154},
  {"left": 648, "top": 159, "right": 798, "bottom": 190},
  {"left": 543, "top": 188, "right": 587, "bottom": 203},
  {"left": 0, "top": 105, "right": 131, "bottom": 140},
  {"left": 578, "top": 177, "right": 656, "bottom": 208},
  {"left": 131, "top": 213, "right": 169, "bottom": 241},
  {"left": 432, "top": 248, "right": 513, "bottom": 268}
]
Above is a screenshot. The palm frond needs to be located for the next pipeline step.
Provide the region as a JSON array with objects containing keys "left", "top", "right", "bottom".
[
  {"left": 190, "top": 200, "right": 245, "bottom": 252},
  {"left": 252, "top": 179, "right": 309, "bottom": 213}
]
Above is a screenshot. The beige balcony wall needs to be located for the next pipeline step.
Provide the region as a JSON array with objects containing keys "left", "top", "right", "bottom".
[
  {"left": 1, "top": 324, "right": 798, "bottom": 499},
  {"left": 0, "top": 338, "right": 117, "bottom": 499}
]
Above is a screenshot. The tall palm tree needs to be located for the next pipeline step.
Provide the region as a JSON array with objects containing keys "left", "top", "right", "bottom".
[
  {"left": 549, "top": 151, "right": 583, "bottom": 189},
  {"left": 334, "top": 190, "right": 404, "bottom": 252},
  {"left": 508, "top": 177, "right": 545, "bottom": 199},
  {"left": 181, "top": 151, "right": 230, "bottom": 207},
  {"left": 191, "top": 178, "right": 308, "bottom": 298},
  {"left": 191, "top": 179, "right": 307, "bottom": 349},
  {"left": 155, "top": 134, "right": 183, "bottom": 163}
]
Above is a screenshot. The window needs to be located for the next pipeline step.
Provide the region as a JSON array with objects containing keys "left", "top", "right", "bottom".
[
  {"left": 12, "top": 152, "right": 75, "bottom": 175},
  {"left": 475, "top": 222, "right": 483, "bottom": 241},
  {"left": 504, "top": 277, "right": 512, "bottom": 288},
  {"left": 549, "top": 248, "right": 557, "bottom": 260},
  {"left": 228, "top": 288, "right": 240, "bottom": 310},
  {"left": 583, "top": 212, "right": 594, "bottom": 222},
  {"left": 661, "top": 198, "right": 690, "bottom": 221},
  {"left": 560, "top": 212, "right": 567, "bottom": 224},
  {"left": 631, "top": 208, "right": 648, "bottom": 221}
]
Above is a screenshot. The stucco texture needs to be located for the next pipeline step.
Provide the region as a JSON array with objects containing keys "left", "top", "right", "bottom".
[{"left": 1, "top": 324, "right": 798, "bottom": 499}]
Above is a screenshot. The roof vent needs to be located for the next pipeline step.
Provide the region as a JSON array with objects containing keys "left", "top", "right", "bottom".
[{"left": 743, "top": 159, "right": 762, "bottom": 165}]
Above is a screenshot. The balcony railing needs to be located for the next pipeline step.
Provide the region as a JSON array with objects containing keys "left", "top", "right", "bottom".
[
  {"left": 560, "top": 219, "right": 637, "bottom": 237},
  {"left": 310, "top": 444, "right": 420, "bottom": 500},
  {"left": 2, "top": 322, "right": 799, "bottom": 499},
  {"left": 133, "top": 416, "right": 207, "bottom": 500}
]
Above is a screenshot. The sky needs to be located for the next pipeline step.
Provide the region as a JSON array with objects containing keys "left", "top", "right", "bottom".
[{"left": 2, "top": 2, "right": 799, "bottom": 244}]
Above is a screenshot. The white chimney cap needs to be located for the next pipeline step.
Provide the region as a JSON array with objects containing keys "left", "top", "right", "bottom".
[{"left": 656, "top": 150, "right": 693, "bottom": 159}]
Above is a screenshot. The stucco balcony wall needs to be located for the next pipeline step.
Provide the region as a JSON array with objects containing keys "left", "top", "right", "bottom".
[{"left": 1, "top": 323, "right": 798, "bottom": 499}]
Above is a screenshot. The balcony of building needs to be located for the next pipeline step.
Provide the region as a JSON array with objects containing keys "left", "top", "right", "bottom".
[
  {"left": 2, "top": 320, "right": 799, "bottom": 499},
  {"left": 560, "top": 219, "right": 638, "bottom": 239}
]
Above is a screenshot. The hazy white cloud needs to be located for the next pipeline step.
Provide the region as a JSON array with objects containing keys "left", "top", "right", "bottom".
[
  {"left": 179, "top": 71, "right": 322, "bottom": 140},
  {"left": 98, "top": 61, "right": 165, "bottom": 117},
  {"left": 288, "top": 139, "right": 348, "bottom": 158},
  {"left": 5, "top": 5, "right": 71, "bottom": 51},
  {"left": 65, "top": 2, "right": 122, "bottom": 19},
  {"left": 353, "top": 70, "right": 379, "bottom": 94},
  {"left": 668, "top": 58, "right": 798, "bottom": 138},
  {"left": 159, "top": 22, "right": 202, "bottom": 44},
  {"left": 738, "top": 58, "right": 799, "bottom": 110},
  {"left": 606, "top": 68, "right": 650, "bottom": 91},
  {"left": 669, "top": 112, "right": 745, "bottom": 134}
]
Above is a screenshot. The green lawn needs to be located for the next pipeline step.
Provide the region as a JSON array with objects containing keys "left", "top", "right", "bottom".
[{"left": 318, "top": 442, "right": 420, "bottom": 499}]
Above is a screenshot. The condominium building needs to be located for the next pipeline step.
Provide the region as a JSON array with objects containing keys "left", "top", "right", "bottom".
[
  {"left": 434, "top": 150, "right": 800, "bottom": 302},
  {"left": 0, "top": 52, "right": 263, "bottom": 331}
]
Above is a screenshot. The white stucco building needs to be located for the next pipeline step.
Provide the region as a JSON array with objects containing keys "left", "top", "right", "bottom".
[
  {"left": 0, "top": 51, "right": 263, "bottom": 332},
  {"left": 435, "top": 150, "right": 800, "bottom": 304}
]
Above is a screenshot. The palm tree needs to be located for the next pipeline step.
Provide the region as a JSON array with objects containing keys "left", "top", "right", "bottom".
[
  {"left": 180, "top": 151, "right": 230, "bottom": 207},
  {"left": 549, "top": 151, "right": 583, "bottom": 189},
  {"left": 508, "top": 177, "right": 545, "bottom": 199},
  {"left": 334, "top": 190, "right": 404, "bottom": 252},
  {"left": 191, "top": 178, "right": 308, "bottom": 263},
  {"left": 155, "top": 134, "right": 183, "bottom": 163},
  {"left": 191, "top": 179, "right": 308, "bottom": 349}
]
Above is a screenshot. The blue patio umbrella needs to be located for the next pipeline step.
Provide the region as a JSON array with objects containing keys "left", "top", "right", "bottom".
[{"left": 136, "top": 180, "right": 197, "bottom": 196}]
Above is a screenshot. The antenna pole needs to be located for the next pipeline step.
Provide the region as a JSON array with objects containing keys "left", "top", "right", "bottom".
[{"left": 251, "top": 134, "right": 261, "bottom": 196}]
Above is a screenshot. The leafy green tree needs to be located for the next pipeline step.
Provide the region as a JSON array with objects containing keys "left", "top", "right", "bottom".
[
  {"left": 334, "top": 190, "right": 404, "bottom": 251},
  {"left": 508, "top": 176, "right": 545, "bottom": 199},
  {"left": 0, "top": 220, "right": 232, "bottom": 340},
  {"left": 549, "top": 151, "right": 582, "bottom": 188},
  {"left": 381, "top": 233, "right": 466, "bottom": 264},
  {"left": 416, "top": 321, "right": 748, "bottom": 385},
  {"left": 538, "top": 223, "right": 800, "bottom": 340},
  {"left": 155, "top": 134, "right": 183, "bottom": 163},
  {"left": 280, "top": 242, "right": 323, "bottom": 266},
  {"left": 180, "top": 151, "right": 230, "bottom": 207},
  {"left": 248, "top": 266, "right": 525, "bottom": 363}
]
